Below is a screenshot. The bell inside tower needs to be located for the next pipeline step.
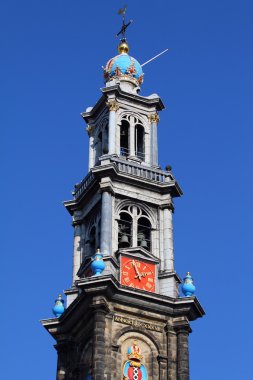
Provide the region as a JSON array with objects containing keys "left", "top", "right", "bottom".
[
  {"left": 118, "top": 212, "right": 132, "bottom": 248},
  {"left": 137, "top": 217, "right": 151, "bottom": 251}
]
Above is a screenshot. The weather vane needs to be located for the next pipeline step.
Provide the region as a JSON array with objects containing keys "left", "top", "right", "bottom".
[
  {"left": 115, "top": 6, "right": 169, "bottom": 67},
  {"left": 116, "top": 5, "right": 133, "bottom": 40}
]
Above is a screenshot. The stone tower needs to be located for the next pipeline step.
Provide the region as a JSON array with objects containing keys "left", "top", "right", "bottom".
[{"left": 41, "top": 29, "right": 204, "bottom": 380}]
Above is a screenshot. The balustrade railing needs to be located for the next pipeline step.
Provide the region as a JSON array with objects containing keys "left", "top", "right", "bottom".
[
  {"left": 114, "top": 159, "right": 173, "bottom": 183},
  {"left": 73, "top": 158, "right": 173, "bottom": 200},
  {"left": 73, "top": 171, "right": 95, "bottom": 199}
]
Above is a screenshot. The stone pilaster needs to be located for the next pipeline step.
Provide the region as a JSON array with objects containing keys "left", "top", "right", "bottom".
[
  {"left": 159, "top": 207, "right": 165, "bottom": 271},
  {"left": 91, "top": 300, "right": 110, "bottom": 380},
  {"left": 72, "top": 224, "right": 82, "bottom": 285},
  {"left": 107, "top": 101, "right": 119, "bottom": 155},
  {"left": 87, "top": 125, "right": 95, "bottom": 170},
  {"left": 100, "top": 190, "right": 112, "bottom": 255},
  {"left": 163, "top": 206, "right": 174, "bottom": 271},
  {"left": 55, "top": 340, "right": 76, "bottom": 380},
  {"left": 158, "top": 355, "right": 168, "bottom": 380},
  {"left": 129, "top": 116, "right": 135, "bottom": 157},
  {"left": 149, "top": 113, "right": 160, "bottom": 166},
  {"left": 165, "top": 322, "right": 177, "bottom": 380},
  {"left": 174, "top": 322, "right": 191, "bottom": 380}
]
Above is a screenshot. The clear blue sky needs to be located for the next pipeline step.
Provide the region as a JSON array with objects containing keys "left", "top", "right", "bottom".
[{"left": 1, "top": 0, "right": 253, "bottom": 378}]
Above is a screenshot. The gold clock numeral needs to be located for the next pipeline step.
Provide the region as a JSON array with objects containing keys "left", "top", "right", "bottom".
[
  {"left": 148, "top": 278, "right": 154, "bottom": 283},
  {"left": 124, "top": 277, "right": 130, "bottom": 283},
  {"left": 125, "top": 265, "right": 130, "bottom": 270},
  {"left": 142, "top": 265, "right": 147, "bottom": 270},
  {"left": 146, "top": 271, "right": 152, "bottom": 275},
  {"left": 129, "top": 283, "right": 134, "bottom": 287},
  {"left": 123, "top": 271, "right": 129, "bottom": 276},
  {"left": 136, "top": 261, "right": 141, "bottom": 268},
  {"left": 146, "top": 283, "right": 152, "bottom": 289}
]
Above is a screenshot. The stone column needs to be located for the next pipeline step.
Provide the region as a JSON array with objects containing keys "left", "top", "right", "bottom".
[
  {"left": 72, "top": 224, "right": 82, "bottom": 285},
  {"left": 149, "top": 113, "right": 159, "bottom": 166},
  {"left": 100, "top": 191, "right": 112, "bottom": 255},
  {"left": 107, "top": 101, "right": 119, "bottom": 155},
  {"left": 158, "top": 356, "right": 168, "bottom": 380},
  {"left": 92, "top": 302, "right": 109, "bottom": 380},
  {"left": 163, "top": 206, "right": 174, "bottom": 271},
  {"left": 55, "top": 340, "right": 75, "bottom": 380},
  {"left": 176, "top": 327, "right": 191, "bottom": 380},
  {"left": 129, "top": 116, "right": 135, "bottom": 157},
  {"left": 132, "top": 206, "right": 138, "bottom": 247},
  {"left": 86, "top": 125, "right": 94, "bottom": 170},
  {"left": 165, "top": 323, "right": 177, "bottom": 380},
  {"left": 159, "top": 207, "right": 165, "bottom": 271}
]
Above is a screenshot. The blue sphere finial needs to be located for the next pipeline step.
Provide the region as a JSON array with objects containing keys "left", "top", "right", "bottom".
[
  {"left": 52, "top": 294, "right": 65, "bottom": 318},
  {"left": 182, "top": 272, "right": 196, "bottom": 297}
]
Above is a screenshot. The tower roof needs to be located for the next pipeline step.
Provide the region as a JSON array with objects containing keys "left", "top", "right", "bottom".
[{"left": 103, "top": 41, "right": 144, "bottom": 87}]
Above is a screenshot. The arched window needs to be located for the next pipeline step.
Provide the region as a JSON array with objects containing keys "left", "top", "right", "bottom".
[
  {"left": 95, "top": 132, "right": 102, "bottom": 164},
  {"left": 135, "top": 124, "right": 145, "bottom": 160},
  {"left": 89, "top": 226, "right": 96, "bottom": 255},
  {"left": 97, "top": 219, "right": 101, "bottom": 249},
  {"left": 118, "top": 212, "right": 132, "bottom": 248},
  {"left": 103, "top": 125, "right": 108, "bottom": 154},
  {"left": 120, "top": 120, "right": 130, "bottom": 157},
  {"left": 137, "top": 217, "right": 151, "bottom": 251},
  {"left": 117, "top": 205, "right": 152, "bottom": 252},
  {"left": 86, "top": 218, "right": 101, "bottom": 256}
]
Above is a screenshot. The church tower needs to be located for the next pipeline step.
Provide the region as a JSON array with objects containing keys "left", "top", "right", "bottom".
[{"left": 41, "top": 16, "right": 204, "bottom": 380}]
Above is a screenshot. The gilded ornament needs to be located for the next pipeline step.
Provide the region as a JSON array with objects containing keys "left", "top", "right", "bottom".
[
  {"left": 149, "top": 113, "right": 160, "bottom": 123},
  {"left": 106, "top": 101, "right": 120, "bottom": 112},
  {"left": 118, "top": 41, "right": 129, "bottom": 54}
]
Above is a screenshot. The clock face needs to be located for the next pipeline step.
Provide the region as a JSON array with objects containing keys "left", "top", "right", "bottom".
[{"left": 121, "top": 256, "right": 156, "bottom": 292}]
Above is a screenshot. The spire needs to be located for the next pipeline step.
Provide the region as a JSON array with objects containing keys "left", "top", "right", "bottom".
[
  {"left": 102, "top": 7, "right": 143, "bottom": 90},
  {"left": 116, "top": 6, "right": 133, "bottom": 54}
]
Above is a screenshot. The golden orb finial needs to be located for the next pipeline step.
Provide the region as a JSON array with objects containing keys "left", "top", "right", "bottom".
[{"left": 118, "top": 41, "right": 129, "bottom": 54}]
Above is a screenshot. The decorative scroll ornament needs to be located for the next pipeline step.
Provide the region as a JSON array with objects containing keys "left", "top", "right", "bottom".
[
  {"left": 106, "top": 101, "right": 120, "bottom": 112},
  {"left": 86, "top": 125, "right": 94, "bottom": 136},
  {"left": 148, "top": 113, "right": 160, "bottom": 123},
  {"left": 123, "top": 340, "right": 148, "bottom": 380}
]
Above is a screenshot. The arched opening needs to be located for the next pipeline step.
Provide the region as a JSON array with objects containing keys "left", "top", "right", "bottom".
[
  {"left": 118, "top": 212, "right": 132, "bottom": 248},
  {"left": 88, "top": 226, "right": 96, "bottom": 256},
  {"left": 137, "top": 217, "right": 151, "bottom": 251},
  {"left": 102, "top": 125, "right": 108, "bottom": 154},
  {"left": 120, "top": 120, "right": 130, "bottom": 157},
  {"left": 96, "top": 219, "right": 101, "bottom": 250},
  {"left": 135, "top": 124, "right": 145, "bottom": 161},
  {"left": 95, "top": 132, "right": 102, "bottom": 164}
]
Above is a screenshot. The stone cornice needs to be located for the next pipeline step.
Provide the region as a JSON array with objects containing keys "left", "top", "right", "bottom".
[
  {"left": 102, "top": 85, "right": 165, "bottom": 111},
  {"left": 41, "top": 275, "right": 204, "bottom": 341},
  {"left": 81, "top": 85, "right": 165, "bottom": 124}
]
